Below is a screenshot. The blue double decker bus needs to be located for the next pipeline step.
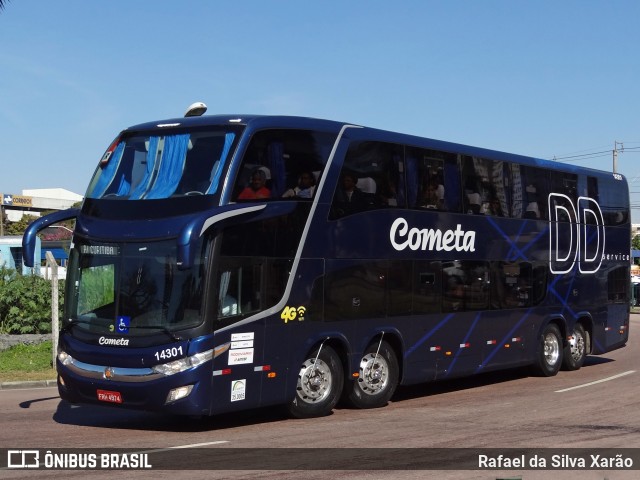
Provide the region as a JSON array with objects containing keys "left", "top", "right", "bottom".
[{"left": 23, "top": 105, "right": 630, "bottom": 418}]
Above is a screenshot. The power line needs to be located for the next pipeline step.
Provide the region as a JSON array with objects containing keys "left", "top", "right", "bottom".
[
  {"left": 549, "top": 142, "right": 640, "bottom": 173},
  {"left": 551, "top": 150, "right": 611, "bottom": 161}
]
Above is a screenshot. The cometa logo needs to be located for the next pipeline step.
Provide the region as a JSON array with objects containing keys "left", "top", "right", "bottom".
[
  {"left": 98, "top": 337, "right": 130, "bottom": 346},
  {"left": 389, "top": 218, "right": 476, "bottom": 252}
]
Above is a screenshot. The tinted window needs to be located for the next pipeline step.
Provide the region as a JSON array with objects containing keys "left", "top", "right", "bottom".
[
  {"left": 442, "top": 261, "right": 490, "bottom": 312},
  {"left": 330, "top": 141, "right": 404, "bottom": 219},
  {"left": 461, "top": 156, "right": 510, "bottom": 216},
  {"left": 510, "top": 165, "right": 549, "bottom": 220},
  {"left": 234, "top": 129, "right": 336, "bottom": 202},
  {"left": 407, "top": 147, "right": 460, "bottom": 213}
]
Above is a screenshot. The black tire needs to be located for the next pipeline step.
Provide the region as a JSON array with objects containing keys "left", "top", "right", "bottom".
[
  {"left": 532, "top": 323, "right": 563, "bottom": 377},
  {"left": 562, "top": 323, "right": 587, "bottom": 371},
  {"left": 345, "top": 340, "right": 399, "bottom": 409},
  {"left": 287, "top": 344, "right": 344, "bottom": 419}
]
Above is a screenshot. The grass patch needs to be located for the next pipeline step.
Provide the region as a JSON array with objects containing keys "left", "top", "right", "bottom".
[{"left": 0, "top": 341, "right": 56, "bottom": 382}]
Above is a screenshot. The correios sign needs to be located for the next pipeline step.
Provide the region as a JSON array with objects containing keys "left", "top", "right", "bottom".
[{"left": 1, "top": 193, "right": 33, "bottom": 207}]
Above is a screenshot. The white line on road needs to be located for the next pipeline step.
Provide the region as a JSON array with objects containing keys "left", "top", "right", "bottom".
[
  {"left": 555, "top": 370, "right": 636, "bottom": 393},
  {"left": 139, "top": 440, "right": 230, "bottom": 454}
]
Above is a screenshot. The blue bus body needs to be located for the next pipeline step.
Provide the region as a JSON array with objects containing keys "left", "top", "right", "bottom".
[{"left": 23, "top": 114, "right": 630, "bottom": 417}]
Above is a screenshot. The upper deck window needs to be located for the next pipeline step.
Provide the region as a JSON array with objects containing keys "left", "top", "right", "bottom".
[
  {"left": 232, "top": 129, "right": 337, "bottom": 202},
  {"left": 86, "top": 127, "right": 242, "bottom": 200}
]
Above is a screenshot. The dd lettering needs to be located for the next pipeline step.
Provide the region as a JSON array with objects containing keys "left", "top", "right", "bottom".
[{"left": 548, "top": 194, "right": 604, "bottom": 275}]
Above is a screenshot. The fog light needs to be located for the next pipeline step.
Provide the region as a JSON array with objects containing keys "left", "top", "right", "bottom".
[
  {"left": 59, "top": 375, "right": 66, "bottom": 387},
  {"left": 166, "top": 384, "right": 194, "bottom": 404}
]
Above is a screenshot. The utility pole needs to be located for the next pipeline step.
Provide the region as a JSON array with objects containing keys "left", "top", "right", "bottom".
[
  {"left": 46, "top": 251, "right": 59, "bottom": 373},
  {"left": 613, "top": 141, "right": 624, "bottom": 173}
]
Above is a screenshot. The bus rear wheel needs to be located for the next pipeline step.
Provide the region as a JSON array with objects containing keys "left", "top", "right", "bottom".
[
  {"left": 562, "top": 323, "right": 586, "bottom": 371},
  {"left": 287, "top": 344, "right": 343, "bottom": 419},
  {"left": 532, "top": 323, "right": 563, "bottom": 377},
  {"left": 346, "top": 340, "right": 399, "bottom": 409}
]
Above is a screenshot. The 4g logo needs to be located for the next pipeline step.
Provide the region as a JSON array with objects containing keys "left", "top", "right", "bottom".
[
  {"left": 281, "top": 305, "right": 307, "bottom": 323},
  {"left": 548, "top": 194, "right": 605, "bottom": 275}
]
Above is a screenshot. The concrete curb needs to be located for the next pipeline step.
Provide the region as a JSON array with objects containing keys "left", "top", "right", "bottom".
[{"left": 0, "top": 379, "right": 57, "bottom": 390}]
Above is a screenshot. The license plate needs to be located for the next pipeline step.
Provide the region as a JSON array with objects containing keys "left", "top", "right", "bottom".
[{"left": 97, "top": 389, "right": 123, "bottom": 404}]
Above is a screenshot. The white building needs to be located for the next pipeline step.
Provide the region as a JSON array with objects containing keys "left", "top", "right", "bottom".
[{"left": 2, "top": 188, "right": 83, "bottom": 222}]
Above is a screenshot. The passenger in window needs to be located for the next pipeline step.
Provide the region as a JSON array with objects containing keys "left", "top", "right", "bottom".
[
  {"left": 238, "top": 168, "right": 271, "bottom": 200},
  {"left": 420, "top": 179, "right": 445, "bottom": 209},
  {"left": 465, "top": 190, "right": 482, "bottom": 214},
  {"left": 523, "top": 185, "right": 540, "bottom": 219},
  {"left": 463, "top": 177, "right": 482, "bottom": 214},
  {"left": 445, "top": 275, "right": 465, "bottom": 311},
  {"left": 377, "top": 175, "right": 399, "bottom": 207},
  {"left": 488, "top": 198, "right": 504, "bottom": 217},
  {"left": 282, "top": 171, "right": 316, "bottom": 199},
  {"left": 332, "top": 171, "right": 370, "bottom": 216}
]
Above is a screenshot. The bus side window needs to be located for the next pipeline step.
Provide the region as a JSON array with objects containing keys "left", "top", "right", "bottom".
[
  {"left": 511, "top": 165, "right": 548, "bottom": 220},
  {"left": 491, "top": 262, "right": 531, "bottom": 309},
  {"left": 443, "top": 261, "right": 489, "bottom": 312},
  {"left": 331, "top": 141, "right": 403, "bottom": 219}
]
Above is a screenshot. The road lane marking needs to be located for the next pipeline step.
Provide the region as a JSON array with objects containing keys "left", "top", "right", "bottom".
[
  {"left": 139, "top": 440, "right": 230, "bottom": 454},
  {"left": 555, "top": 370, "right": 636, "bottom": 393}
]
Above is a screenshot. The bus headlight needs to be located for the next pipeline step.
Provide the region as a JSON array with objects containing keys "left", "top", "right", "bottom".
[
  {"left": 152, "top": 349, "right": 213, "bottom": 376},
  {"left": 58, "top": 350, "right": 74, "bottom": 366}
]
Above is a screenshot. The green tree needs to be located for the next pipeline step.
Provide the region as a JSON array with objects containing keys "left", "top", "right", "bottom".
[
  {"left": 5, "top": 214, "right": 35, "bottom": 236},
  {"left": 0, "top": 266, "right": 62, "bottom": 334},
  {"left": 633, "top": 235, "right": 640, "bottom": 253}
]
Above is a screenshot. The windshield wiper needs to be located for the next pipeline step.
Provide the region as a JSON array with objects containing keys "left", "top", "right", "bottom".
[
  {"left": 61, "top": 318, "right": 101, "bottom": 333},
  {"left": 126, "top": 325, "right": 182, "bottom": 341}
]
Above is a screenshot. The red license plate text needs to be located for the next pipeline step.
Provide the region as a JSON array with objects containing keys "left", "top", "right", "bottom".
[{"left": 97, "top": 389, "right": 123, "bottom": 404}]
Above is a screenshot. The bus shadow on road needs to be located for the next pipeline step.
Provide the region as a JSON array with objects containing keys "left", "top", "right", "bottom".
[
  {"left": 391, "top": 366, "right": 532, "bottom": 402},
  {"left": 390, "top": 355, "right": 616, "bottom": 403},
  {"left": 51, "top": 399, "right": 290, "bottom": 432}
]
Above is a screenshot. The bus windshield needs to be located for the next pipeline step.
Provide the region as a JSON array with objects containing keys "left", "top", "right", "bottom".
[
  {"left": 85, "top": 127, "right": 242, "bottom": 200},
  {"left": 65, "top": 237, "right": 209, "bottom": 337}
]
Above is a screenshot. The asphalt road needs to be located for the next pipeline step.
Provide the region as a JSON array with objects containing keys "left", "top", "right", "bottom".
[{"left": 1, "top": 315, "right": 639, "bottom": 480}]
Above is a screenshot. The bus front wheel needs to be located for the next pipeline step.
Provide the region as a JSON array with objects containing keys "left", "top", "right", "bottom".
[
  {"left": 346, "top": 340, "right": 399, "bottom": 409},
  {"left": 533, "top": 323, "right": 563, "bottom": 377},
  {"left": 287, "top": 344, "right": 343, "bottom": 419},
  {"left": 562, "top": 323, "right": 586, "bottom": 371}
]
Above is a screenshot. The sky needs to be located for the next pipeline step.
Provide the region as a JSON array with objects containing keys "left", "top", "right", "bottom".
[{"left": 1, "top": 1, "right": 639, "bottom": 218}]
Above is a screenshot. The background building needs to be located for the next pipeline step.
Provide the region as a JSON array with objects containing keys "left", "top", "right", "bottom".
[{"left": 1, "top": 188, "right": 82, "bottom": 277}]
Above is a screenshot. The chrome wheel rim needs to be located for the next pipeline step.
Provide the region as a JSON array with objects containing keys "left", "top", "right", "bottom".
[
  {"left": 358, "top": 353, "right": 389, "bottom": 395},
  {"left": 543, "top": 332, "right": 560, "bottom": 366},
  {"left": 569, "top": 330, "right": 585, "bottom": 362},
  {"left": 296, "top": 358, "right": 332, "bottom": 403}
]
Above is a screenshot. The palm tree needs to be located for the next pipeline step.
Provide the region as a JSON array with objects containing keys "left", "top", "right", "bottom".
[{"left": 0, "top": 0, "right": 8, "bottom": 10}]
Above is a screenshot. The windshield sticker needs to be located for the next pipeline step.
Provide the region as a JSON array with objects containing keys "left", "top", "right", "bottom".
[
  {"left": 231, "top": 332, "right": 254, "bottom": 341},
  {"left": 116, "top": 316, "right": 130, "bottom": 334},
  {"left": 231, "top": 379, "right": 246, "bottom": 402},
  {"left": 229, "top": 348, "right": 254, "bottom": 365},
  {"left": 231, "top": 340, "right": 253, "bottom": 349}
]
